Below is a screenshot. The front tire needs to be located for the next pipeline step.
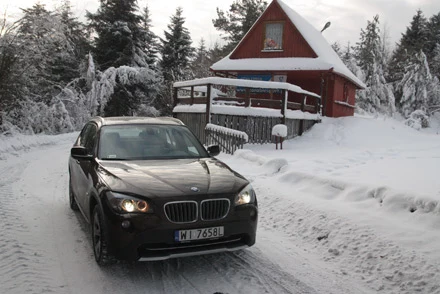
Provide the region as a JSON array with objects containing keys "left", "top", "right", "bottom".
[
  {"left": 92, "top": 205, "right": 116, "bottom": 266},
  {"left": 69, "top": 178, "right": 79, "bottom": 211}
]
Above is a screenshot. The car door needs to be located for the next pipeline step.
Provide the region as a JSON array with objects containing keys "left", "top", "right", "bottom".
[
  {"left": 70, "top": 124, "right": 91, "bottom": 203},
  {"left": 74, "top": 123, "right": 98, "bottom": 212}
]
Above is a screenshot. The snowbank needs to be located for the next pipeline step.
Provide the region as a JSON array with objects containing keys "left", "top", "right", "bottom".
[{"left": 0, "top": 133, "right": 78, "bottom": 160}]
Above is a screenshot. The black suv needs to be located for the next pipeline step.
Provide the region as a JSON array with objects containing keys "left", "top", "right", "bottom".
[{"left": 69, "top": 117, "right": 258, "bottom": 265}]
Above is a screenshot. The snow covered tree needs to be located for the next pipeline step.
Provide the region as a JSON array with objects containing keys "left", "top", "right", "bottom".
[
  {"left": 0, "top": 10, "right": 20, "bottom": 122},
  {"left": 87, "top": 66, "right": 161, "bottom": 117},
  {"left": 16, "top": 4, "right": 76, "bottom": 103},
  {"left": 354, "top": 15, "right": 395, "bottom": 114},
  {"left": 191, "top": 38, "right": 211, "bottom": 78},
  {"left": 159, "top": 7, "right": 194, "bottom": 113},
  {"left": 389, "top": 10, "right": 428, "bottom": 83},
  {"left": 213, "top": 0, "right": 267, "bottom": 54},
  {"left": 396, "top": 51, "right": 438, "bottom": 118},
  {"left": 331, "top": 42, "right": 342, "bottom": 58},
  {"left": 87, "top": 0, "right": 149, "bottom": 70},
  {"left": 340, "top": 42, "right": 365, "bottom": 83}
]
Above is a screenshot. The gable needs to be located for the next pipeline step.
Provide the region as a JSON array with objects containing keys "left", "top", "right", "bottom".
[{"left": 230, "top": 0, "right": 317, "bottom": 59}]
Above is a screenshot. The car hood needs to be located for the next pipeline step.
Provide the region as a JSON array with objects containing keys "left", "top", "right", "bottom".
[{"left": 97, "top": 158, "right": 247, "bottom": 197}]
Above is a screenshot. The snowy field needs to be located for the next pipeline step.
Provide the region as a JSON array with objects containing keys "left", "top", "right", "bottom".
[{"left": 0, "top": 115, "right": 439, "bottom": 293}]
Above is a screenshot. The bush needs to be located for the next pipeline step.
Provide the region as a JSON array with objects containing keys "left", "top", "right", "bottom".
[{"left": 405, "top": 109, "right": 430, "bottom": 130}]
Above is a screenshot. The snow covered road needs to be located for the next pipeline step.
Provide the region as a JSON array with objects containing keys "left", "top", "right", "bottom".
[
  {"left": 1, "top": 115, "right": 440, "bottom": 294},
  {"left": 0, "top": 135, "right": 367, "bottom": 294}
]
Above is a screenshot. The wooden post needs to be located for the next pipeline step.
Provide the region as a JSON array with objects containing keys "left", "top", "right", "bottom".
[
  {"left": 299, "top": 95, "right": 306, "bottom": 136},
  {"left": 315, "top": 95, "right": 320, "bottom": 114},
  {"left": 245, "top": 88, "right": 250, "bottom": 107},
  {"left": 206, "top": 84, "right": 211, "bottom": 124},
  {"left": 281, "top": 89, "right": 287, "bottom": 124},
  {"left": 190, "top": 86, "right": 194, "bottom": 105},
  {"left": 173, "top": 87, "right": 178, "bottom": 108}
]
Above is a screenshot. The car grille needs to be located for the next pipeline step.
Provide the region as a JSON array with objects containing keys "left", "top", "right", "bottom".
[
  {"left": 164, "top": 201, "right": 198, "bottom": 223},
  {"left": 201, "top": 199, "right": 230, "bottom": 221}
]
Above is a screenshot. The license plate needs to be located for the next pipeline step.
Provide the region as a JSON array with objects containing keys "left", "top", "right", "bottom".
[{"left": 175, "top": 226, "right": 224, "bottom": 242}]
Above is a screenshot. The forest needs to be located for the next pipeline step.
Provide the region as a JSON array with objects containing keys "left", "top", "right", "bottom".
[{"left": 0, "top": 0, "right": 439, "bottom": 135}]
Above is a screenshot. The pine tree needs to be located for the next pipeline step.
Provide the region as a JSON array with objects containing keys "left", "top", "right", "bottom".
[
  {"left": 389, "top": 10, "right": 428, "bottom": 83},
  {"left": 160, "top": 7, "right": 194, "bottom": 83},
  {"left": 208, "top": 41, "right": 225, "bottom": 64},
  {"left": 54, "top": 1, "right": 90, "bottom": 85},
  {"left": 191, "top": 38, "right": 211, "bottom": 78},
  {"left": 159, "top": 7, "right": 194, "bottom": 114},
  {"left": 354, "top": 15, "right": 395, "bottom": 114},
  {"left": 213, "top": 0, "right": 267, "bottom": 54},
  {"left": 87, "top": 0, "right": 148, "bottom": 70},
  {"left": 426, "top": 13, "right": 440, "bottom": 78},
  {"left": 140, "top": 4, "right": 159, "bottom": 69},
  {"left": 431, "top": 44, "right": 440, "bottom": 79}
]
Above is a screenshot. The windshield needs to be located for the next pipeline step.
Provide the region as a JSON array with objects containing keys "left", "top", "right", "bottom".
[{"left": 98, "top": 124, "right": 209, "bottom": 160}]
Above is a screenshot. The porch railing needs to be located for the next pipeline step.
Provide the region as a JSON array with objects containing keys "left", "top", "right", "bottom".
[{"left": 205, "top": 123, "right": 248, "bottom": 155}]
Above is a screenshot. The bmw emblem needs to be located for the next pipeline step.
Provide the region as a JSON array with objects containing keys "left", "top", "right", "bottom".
[{"left": 190, "top": 187, "right": 200, "bottom": 192}]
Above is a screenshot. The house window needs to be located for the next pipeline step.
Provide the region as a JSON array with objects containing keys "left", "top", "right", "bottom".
[{"left": 264, "top": 22, "right": 283, "bottom": 50}]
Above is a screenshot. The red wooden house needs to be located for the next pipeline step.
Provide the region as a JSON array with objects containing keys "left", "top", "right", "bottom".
[{"left": 210, "top": 0, "right": 365, "bottom": 117}]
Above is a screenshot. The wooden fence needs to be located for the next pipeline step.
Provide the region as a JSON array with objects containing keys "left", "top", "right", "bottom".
[{"left": 175, "top": 112, "right": 317, "bottom": 144}]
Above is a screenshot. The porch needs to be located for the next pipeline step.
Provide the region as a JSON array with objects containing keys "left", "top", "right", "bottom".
[{"left": 172, "top": 77, "right": 321, "bottom": 144}]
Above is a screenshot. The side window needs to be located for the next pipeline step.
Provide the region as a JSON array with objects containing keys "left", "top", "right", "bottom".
[
  {"left": 79, "top": 123, "right": 98, "bottom": 154},
  {"left": 84, "top": 124, "right": 98, "bottom": 154},
  {"left": 78, "top": 125, "right": 90, "bottom": 147}
]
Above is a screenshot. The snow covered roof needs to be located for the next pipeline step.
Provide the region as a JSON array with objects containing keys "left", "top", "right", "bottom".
[
  {"left": 211, "top": 0, "right": 366, "bottom": 89},
  {"left": 174, "top": 77, "right": 320, "bottom": 98}
]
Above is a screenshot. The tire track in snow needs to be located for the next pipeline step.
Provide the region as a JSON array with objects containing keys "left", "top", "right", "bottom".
[{"left": 0, "top": 161, "right": 59, "bottom": 294}]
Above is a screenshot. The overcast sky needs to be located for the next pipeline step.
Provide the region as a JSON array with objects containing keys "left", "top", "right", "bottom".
[{"left": 3, "top": 0, "right": 440, "bottom": 50}]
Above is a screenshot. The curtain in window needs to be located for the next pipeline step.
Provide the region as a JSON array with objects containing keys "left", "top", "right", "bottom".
[{"left": 265, "top": 23, "right": 283, "bottom": 50}]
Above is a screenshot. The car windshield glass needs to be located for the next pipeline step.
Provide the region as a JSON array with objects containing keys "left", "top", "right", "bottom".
[{"left": 98, "top": 124, "right": 209, "bottom": 160}]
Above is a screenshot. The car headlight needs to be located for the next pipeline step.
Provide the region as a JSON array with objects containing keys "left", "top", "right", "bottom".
[
  {"left": 235, "top": 184, "right": 256, "bottom": 206},
  {"left": 106, "top": 192, "right": 153, "bottom": 213}
]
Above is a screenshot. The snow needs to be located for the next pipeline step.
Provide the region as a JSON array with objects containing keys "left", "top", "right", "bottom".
[
  {"left": 206, "top": 123, "right": 249, "bottom": 142},
  {"left": 174, "top": 77, "right": 321, "bottom": 98},
  {"left": 211, "top": 0, "right": 366, "bottom": 89},
  {"left": 1, "top": 115, "right": 440, "bottom": 293},
  {"left": 217, "top": 115, "right": 440, "bottom": 293},
  {"left": 272, "top": 124, "right": 288, "bottom": 137},
  {"left": 334, "top": 101, "right": 356, "bottom": 109}
]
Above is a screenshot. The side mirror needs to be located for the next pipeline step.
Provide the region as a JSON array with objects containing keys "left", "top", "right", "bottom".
[
  {"left": 71, "top": 146, "right": 93, "bottom": 160},
  {"left": 207, "top": 145, "right": 220, "bottom": 157}
]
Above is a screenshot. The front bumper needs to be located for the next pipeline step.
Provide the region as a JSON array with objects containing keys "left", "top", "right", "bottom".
[{"left": 102, "top": 202, "right": 258, "bottom": 261}]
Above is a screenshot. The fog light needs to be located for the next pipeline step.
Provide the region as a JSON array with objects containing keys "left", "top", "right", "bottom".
[
  {"left": 121, "top": 220, "right": 131, "bottom": 229},
  {"left": 250, "top": 209, "right": 256, "bottom": 217}
]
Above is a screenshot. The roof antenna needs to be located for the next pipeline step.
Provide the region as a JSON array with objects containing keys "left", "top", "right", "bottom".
[{"left": 321, "top": 21, "right": 331, "bottom": 33}]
